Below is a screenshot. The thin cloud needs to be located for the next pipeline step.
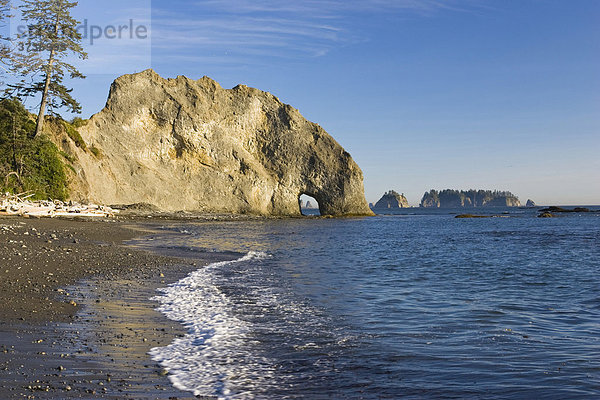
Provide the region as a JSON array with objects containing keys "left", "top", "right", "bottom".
[
  {"left": 191, "top": 0, "right": 472, "bottom": 16},
  {"left": 152, "top": 16, "right": 342, "bottom": 59},
  {"left": 152, "top": 0, "right": 482, "bottom": 64}
]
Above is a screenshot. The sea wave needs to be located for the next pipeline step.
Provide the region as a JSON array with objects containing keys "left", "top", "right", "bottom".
[
  {"left": 147, "top": 214, "right": 600, "bottom": 399},
  {"left": 148, "top": 251, "right": 272, "bottom": 399}
]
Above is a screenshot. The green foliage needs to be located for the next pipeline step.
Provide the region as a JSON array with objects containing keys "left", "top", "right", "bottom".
[
  {"left": 0, "top": 98, "right": 68, "bottom": 200},
  {"left": 21, "top": 139, "right": 69, "bottom": 200},
  {"left": 14, "top": 77, "right": 83, "bottom": 115},
  {"left": 0, "top": 0, "right": 12, "bottom": 85},
  {"left": 6, "top": 0, "right": 87, "bottom": 135},
  {"left": 90, "top": 145, "right": 102, "bottom": 158},
  {"left": 70, "top": 117, "right": 88, "bottom": 128},
  {"left": 62, "top": 120, "right": 86, "bottom": 150},
  {"left": 59, "top": 150, "right": 75, "bottom": 163},
  {"left": 385, "top": 190, "right": 403, "bottom": 197}
]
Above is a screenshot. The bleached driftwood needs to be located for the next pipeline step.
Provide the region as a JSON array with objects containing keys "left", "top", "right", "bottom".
[{"left": 0, "top": 193, "right": 118, "bottom": 218}]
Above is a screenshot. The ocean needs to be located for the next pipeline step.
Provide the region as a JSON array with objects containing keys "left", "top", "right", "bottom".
[{"left": 143, "top": 207, "right": 600, "bottom": 399}]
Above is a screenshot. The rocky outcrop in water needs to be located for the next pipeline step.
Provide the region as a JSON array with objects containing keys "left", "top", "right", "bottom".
[
  {"left": 526, "top": 199, "right": 536, "bottom": 207},
  {"left": 539, "top": 206, "right": 595, "bottom": 213},
  {"left": 304, "top": 201, "right": 317, "bottom": 209},
  {"left": 372, "top": 190, "right": 409, "bottom": 209},
  {"left": 420, "top": 189, "right": 520, "bottom": 208},
  {"left": 538, "top": 212, "right": 555, "bottom": 218},
  {"left": 51, "top": 70, "right": 373, "bottom": 216}
]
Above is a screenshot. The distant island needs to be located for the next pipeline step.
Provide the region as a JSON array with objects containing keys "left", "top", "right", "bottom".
[
  {"left": 372, "top": 190, "right": 409, "bottom": 210},
  {"left": 300, "top": 200, "right": 318, "bottom": 210},
  {"left": 420, "top": 189, "right": 520, "bottom": 208}
]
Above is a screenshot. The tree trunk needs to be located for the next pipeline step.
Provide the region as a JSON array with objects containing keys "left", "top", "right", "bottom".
[
  {"left": 11, "top": 114, "right": 17, "bottom": 169},
  {"left": 34, "top": 50, "right": 55, "bottom": 137},
  {"left": 34, "top": 15, "right": 60, "bottom": 138}
]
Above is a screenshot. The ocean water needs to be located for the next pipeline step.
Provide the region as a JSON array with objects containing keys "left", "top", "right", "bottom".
[{"left": 147, "top": 208, "right": 600, "bottom": 399}]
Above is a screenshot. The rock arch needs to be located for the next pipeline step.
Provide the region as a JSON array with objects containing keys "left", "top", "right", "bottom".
[
  {"left": 62, "top": 70, "right": 374, "bottom": 217},
  {"left": 299, "top": 193, "right": 321, "bottom": 216}
]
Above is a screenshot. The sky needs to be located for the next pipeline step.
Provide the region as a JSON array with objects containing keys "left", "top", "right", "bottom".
[{"left": 8, "top": 0, "right": 600, "bottom": 205}]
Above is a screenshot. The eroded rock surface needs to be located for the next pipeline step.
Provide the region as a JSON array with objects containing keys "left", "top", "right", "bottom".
[
  {"left": 372, "top": 190, "right": 409, "bottom": 209},
  {"left": 420, "top": 189, "right": 521, "bottom": 208},
  {"left": 57, "top": 70, "right": 372, "bottom": 216}
]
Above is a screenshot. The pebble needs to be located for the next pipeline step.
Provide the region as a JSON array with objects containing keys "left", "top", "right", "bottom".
[{"left": 0, "top": 217, "right": 218, "bottom": 398}]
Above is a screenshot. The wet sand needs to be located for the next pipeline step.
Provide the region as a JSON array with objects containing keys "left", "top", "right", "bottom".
[{"left": 0, "top": 216, "right": 235, "bottom": 399}]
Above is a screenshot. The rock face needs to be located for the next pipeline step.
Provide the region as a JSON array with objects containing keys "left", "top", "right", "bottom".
[
  {"left": 420, "top": 189, "right": 520, "bottom": 208},
  {"left": 54, "top": 70, "right": 373, "bottom": 216},
  {"left": 372, "top": 190, "right": 409, "bottom": 209},
  {"left": 526, "top": 199, "right": 536, "bottom": 207},
  {"left": 538, "top": 212, "right": 555, "bottom": 218},
  {"left": 539, "top": 206, "right": 594, "bottom": 214},
  {"left": 420, "top": 196, "right": 440, "bottom": 208}
]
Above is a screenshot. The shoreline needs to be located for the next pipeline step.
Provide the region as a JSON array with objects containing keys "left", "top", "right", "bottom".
[{"left": 0, "top": 215, "right": 236, "bottom": 399}]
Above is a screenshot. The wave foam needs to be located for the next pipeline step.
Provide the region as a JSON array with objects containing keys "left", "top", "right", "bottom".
[{"left": 149, "top": 251, "right": 273, "bottom": 399}]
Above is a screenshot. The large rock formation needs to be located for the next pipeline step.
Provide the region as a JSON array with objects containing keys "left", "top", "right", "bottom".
[
  {"left": 420, "top": 189, "right": 521, "bottom": 208},
  {"left": 372, "top": 190, "right": 409, "bottom": 209},
  {"left": 53, "top": 70, "right": 372, "bottom": 216}
]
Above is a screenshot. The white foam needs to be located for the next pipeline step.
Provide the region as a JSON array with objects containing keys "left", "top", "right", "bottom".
[{"left": 149, "top": 251, "right": 274, "bottom": 399}]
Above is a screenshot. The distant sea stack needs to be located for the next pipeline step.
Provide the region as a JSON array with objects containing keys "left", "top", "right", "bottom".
[
  {"left": 420, "top": 189, "right": 520, "bottom": 208},
  {"left": 303, "top": 201, "right": 317, "bottom": 209},
  {"left": 372, "top": 190, "right": 409, "bottom": 209},
  {"left": 526, "top": 199, "right": 536, "bottom": 207},
  {"left": 49, "top": 70, "right": 373, "bottom": 217}
]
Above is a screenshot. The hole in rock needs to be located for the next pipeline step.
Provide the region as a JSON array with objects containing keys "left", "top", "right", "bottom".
[{"left": 299, "top": 194, "right": 321, "bottom": 216}]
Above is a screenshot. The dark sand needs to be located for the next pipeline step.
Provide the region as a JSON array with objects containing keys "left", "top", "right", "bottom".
[{"left": 0, "top": 216, "right": 235, "bottom": 399}]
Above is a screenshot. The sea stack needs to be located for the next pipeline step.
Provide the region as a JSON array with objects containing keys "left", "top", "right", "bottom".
[
  {"left": 420, "top": 189, "right": 521, "bottom": 208},
  {"left": 372, "top": 190, "right": 409, "bottom": 209},
  {"left": 526, "top": 199, "right": 536, "bottom": 207},
  {"left": 50, "top": 70, "right": 373, "bottom": 217}
]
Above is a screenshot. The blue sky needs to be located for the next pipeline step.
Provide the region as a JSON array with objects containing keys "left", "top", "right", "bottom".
[{"left": 18, "top": 0, "right": 600, "bottom": 205}]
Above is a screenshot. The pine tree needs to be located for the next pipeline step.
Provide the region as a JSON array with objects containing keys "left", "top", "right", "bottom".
[
  {"left": 0, "top": 1, "right": 9, "bottom": 41},
  {"left": 11, "top": 0, "right": 87, "bottom": 137},
  {"left": 0, "top": 0, "right": 12, "bottom": 83}
]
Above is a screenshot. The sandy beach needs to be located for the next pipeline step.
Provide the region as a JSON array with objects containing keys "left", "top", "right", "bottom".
[{"left": 0, "top": 216, "right": 235, "bottom": 399}]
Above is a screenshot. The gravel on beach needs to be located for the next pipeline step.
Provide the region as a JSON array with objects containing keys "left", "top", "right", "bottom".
[{"left": 0, "top": 216, "right": 227, "bottom": 399}]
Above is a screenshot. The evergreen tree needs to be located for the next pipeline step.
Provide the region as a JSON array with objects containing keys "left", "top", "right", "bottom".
[
  {"left": 10, "top": 0, "right": 87, "bottom": 137},
  {"left": 0, "top": 0, "right": 12, "bottom": 84},
  {"left": 0, "top": 98, "right": 68, "bottom": 200}
]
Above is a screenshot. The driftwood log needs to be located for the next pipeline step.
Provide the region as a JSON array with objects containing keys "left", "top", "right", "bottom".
[
  {"left": 4, "top": 172, "right": 22, "bottom": 187},
  {"left": 0, "top": 192, "right": 117, "bottom": 218}
]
